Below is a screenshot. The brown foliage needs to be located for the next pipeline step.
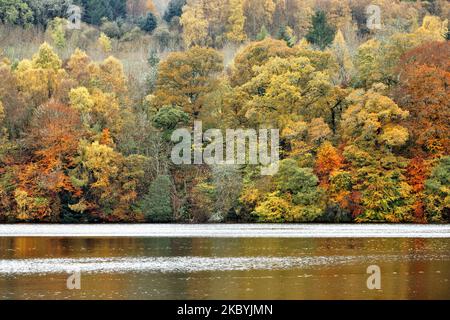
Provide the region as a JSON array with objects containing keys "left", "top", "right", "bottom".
[
  {"left": 405, "top": 157, "right": 429, "bottom": 222},
  {"left": 394, "top": 41, "right": 450, "bottom": 156},
  {"left": 16, "top": 101, "right": 84, "bottom": 220}
]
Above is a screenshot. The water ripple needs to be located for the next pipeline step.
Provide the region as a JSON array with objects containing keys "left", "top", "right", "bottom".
[{"left": 1, "top": 254, "right": 449, "bottom": 275}]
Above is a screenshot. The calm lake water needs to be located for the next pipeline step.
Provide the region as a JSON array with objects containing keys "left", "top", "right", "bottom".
[{"left": 0, "top": 225, "right": 449, "bottom": 300}]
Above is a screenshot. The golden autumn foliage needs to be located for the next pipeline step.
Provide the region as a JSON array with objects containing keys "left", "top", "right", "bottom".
[
  {"left": 98, "top": 33, "right": 112, "bottom": 53},
  {"left": 0, "top": 100, "right": 4, "bottom": 123},
  {"left": 153, "top": 46, "right": 223, "bottom": 118},
  {"left": 69, "top": 87, "right": 94, "bottom": 113},
  {"left": 226, "top": 0, "right": 247, "bottom": 43},
  {"left": 0, "top": 5, "right": 449, "bottom": 223},
  {"left": 341, "top": 86, "right": 409, "bottom": 149}
]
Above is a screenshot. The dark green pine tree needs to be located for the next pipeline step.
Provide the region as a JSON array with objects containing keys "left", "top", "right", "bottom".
[
  {"left": 163, "top": 0, "right": 186, "bottom": 23},
  {"left": 306, "top": 11, "right": 336, "bottom": 50},
  {"left": 277, "top": 26, "right": 297, "bottom": 48},
  {"left": 139, "top": 175, "right": 174, "bottom": 222},
  {"left": 256, "top": 25, "right": 269, "bottom": 41},
  {"left": 75, "top": 0, "right": 126, "bottom": 25},
  {"left": 139, "top": 12, "right": 158, "bottom": 33}
]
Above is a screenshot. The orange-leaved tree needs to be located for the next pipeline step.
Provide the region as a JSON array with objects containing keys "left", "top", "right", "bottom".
[
  {"left": 394, "top": 41, "right": 450, "bottom": 157},
  {"left": 16, "top": 101, "right": 84, "bottom": 221}
]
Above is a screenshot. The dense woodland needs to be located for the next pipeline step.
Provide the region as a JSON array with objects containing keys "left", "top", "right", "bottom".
[{"left": 0, "top": 0, "right": 449, "bottom": 223}]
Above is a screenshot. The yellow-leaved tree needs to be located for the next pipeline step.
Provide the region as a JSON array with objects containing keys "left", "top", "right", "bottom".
[
  {"left": 15, "top": 43, "right": 62, "bottom": 107},
  {"left": 98, "top": 33, "right": 112, "bottom": 53},
  {"left": 226, "top": 0, "right": 247, "bottom": 44},
  {"left": 329, "top": 29, "right": 354, "bottom": 86},
  {"left": 180, "top": 0, "right": 209, "bottom": 47},
  {"left": 153, "top": 47, "right": 224, "bottom": 119}
]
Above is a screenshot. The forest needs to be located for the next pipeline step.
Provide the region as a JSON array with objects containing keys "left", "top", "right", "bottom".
[{"left": 0, "top": 0, "right": 448, "bottom": 223}]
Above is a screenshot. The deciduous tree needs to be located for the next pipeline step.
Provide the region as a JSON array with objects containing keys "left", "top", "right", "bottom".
[
  {"left": 153, "top": 47, "right": 223, "bottom": 118},
  {"left": 394, "top": 41, "right": 450, "bottom": 156}
]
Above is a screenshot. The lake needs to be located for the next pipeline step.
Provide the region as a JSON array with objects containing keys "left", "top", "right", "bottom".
[{"left": 0, "top": 224, "right": 449, "bottom": 300}]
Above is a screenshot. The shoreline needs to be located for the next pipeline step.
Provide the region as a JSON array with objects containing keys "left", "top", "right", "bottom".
[{"left": 0, "top": 224, "right": 449, "bottom": 238}]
